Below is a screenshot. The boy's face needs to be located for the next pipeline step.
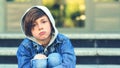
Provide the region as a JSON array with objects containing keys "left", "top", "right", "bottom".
[{"left": 31, "top": 15, "right": 52, "bottom": 41}]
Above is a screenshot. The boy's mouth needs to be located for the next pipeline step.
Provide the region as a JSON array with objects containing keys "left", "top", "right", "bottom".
[{"left": 39, "top": 31, "right": 46, "bottom": 35}]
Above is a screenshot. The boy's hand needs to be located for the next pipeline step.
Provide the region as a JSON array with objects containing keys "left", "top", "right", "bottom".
[{"left": 33, "top": 54, "right": 47, "bottom": 59}]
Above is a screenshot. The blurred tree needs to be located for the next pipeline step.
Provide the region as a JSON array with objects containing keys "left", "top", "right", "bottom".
[
  {"left": 71, "top": 11, "right": 85, "bottom": 27},
  {"left": 42, "top": 0, "right": 65, "bottom": 27},
  {"left": 7, "top": 0, "right": 14, "bottom": 2}
]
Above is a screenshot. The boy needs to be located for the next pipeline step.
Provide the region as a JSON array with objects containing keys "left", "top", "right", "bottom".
[{"left": 17, "top": 6, "right": 76, "bottom": 68}]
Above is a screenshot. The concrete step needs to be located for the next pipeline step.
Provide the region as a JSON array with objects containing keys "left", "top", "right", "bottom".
[
  {"left": 0, "top": 64, "right": 17, "bottom": 68},
  {"left": 76, "top": 65, "right": 120, "bottom": 68},
  {"left": 0, "top": 64, "right": 120, "bottom": 68},
  {"left": 75, "top": 48, "right": 120, "bottom": 56},
  {"left": 0, "top": 47, "right": 17, "bottom": 56},
  {"left": 1, "top": 47, "right": 120, "bottom": 56},
  {"left": 6, "top": 2, "right": 33, "bottom": 32},
  {"left": 1, "top": 33, "right": 120, "bottom": 39}
]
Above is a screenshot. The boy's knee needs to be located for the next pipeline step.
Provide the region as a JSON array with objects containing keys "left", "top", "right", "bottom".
[
  {"left": 48, "top": 53, "right": 62, "bottom": 67},
  {"left": 32, "top": 59, "right": 47, "bottom": 68}
]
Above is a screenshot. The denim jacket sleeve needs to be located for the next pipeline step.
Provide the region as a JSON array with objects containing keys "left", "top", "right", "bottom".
[
  {"left": 54, "top": 36, "right": 76, "bottom": 68},
  {"left": 17, "top": 42, "right": 32, "bottom": 68}
]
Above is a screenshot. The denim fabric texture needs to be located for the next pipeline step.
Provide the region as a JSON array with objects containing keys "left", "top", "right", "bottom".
[
  {"left": 32, "top": 59, "right": 47, "bottom": 68},
  {"left": 17, "top": 34, "right": 76, "bottom": 68},
  {"left": 48, "top": 53, "right": 62, "bottom": 67},
  {"left": 32, "top": 53, "right": 62, "bottom": 68}
]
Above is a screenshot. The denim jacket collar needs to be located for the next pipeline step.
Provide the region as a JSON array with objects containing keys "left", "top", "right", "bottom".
[{"left": 31, "top": 36, "right": 62, "bottom": 55}]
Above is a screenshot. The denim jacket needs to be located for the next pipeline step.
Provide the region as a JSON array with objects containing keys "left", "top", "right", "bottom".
[
  {"left": 18, "top": 6, "right": 76, "bottom": 68},
  {"left": 17, "top": 34, "right": 76, "bottom": 68}
]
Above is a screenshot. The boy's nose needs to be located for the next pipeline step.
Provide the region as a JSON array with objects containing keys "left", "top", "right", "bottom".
[
  {"left": 38, "top": 24, "right": 43, "bottom": 31},
  {"left": 38, "top": 28, "right": 43, "bottom": 31}
]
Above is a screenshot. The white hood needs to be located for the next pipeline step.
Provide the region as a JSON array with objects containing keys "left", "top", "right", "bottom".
[{"left": 21, "top": 6, "right": 58, "bottom": 46}]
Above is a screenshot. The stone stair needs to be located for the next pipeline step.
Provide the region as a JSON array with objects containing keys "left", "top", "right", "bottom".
[
  {"left": 1, "top": 1, "right": 120, "bottom": 68},
  {"left": 6, "top": 2, "right": 32, "bottom": 32},
  {"left": 1, "top": 34, "right": 120, "bottom": 68}
]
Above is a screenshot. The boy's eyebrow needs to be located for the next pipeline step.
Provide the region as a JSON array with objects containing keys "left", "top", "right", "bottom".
[
  {"left": 34, "top": 17, "right": 46, "bottom": 23},
  {"left": 40, "top": 17, "right": 48, "bottom": 21}
]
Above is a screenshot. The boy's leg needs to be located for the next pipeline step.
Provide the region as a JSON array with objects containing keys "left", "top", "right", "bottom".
[
  {"left": 32, "top": 59, "right": 47, "bottom": 68},
  {"left": 48, "top": 53, "right": 62, "bottom": 67}
]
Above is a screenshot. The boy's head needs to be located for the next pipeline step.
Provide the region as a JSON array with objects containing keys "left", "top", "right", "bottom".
[{"left": 22, "top": 7, "right": 53, "bottom": 37}]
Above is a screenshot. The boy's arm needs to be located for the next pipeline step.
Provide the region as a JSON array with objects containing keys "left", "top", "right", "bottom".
[
  {"left": 17, "top": 45, "right": 32, "bottom": 68},
  {"left": 54, "top": 38, "right": 76, "bottom": 68}
]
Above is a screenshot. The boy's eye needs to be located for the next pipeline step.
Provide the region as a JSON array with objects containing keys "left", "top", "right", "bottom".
[{"left": 42, "top": 21, "right": 47, "bottom": 23}]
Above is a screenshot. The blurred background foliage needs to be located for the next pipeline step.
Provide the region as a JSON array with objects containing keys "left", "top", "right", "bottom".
[{"left": 2, "top": 0, "right": 120, "bottom": 33}]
